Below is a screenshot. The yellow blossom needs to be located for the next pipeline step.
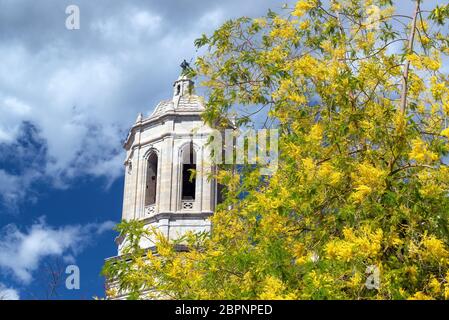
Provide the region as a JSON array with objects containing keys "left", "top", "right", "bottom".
[
  {"left": 253, "top": 18, "right": 267, "bottom": 28},
  {"left": 350, "top": 162, "right": 386, "bottom": 202},
  {"left": 431, "top": 76, "right": 447, "bottom": 100},
  {"left": 443, "top": 99, "right": 449, "bottom": 115},
  {"left": 429, "top": 277, "right": 441, "bottom": 295},
  {"left": 317, "top": 162, "right": 342, "bottom": 186},
  {"left": 351, "top": 185, "right": 372, "bottom": 203},
  {"left": 258, "top": 276, "right": 296, "bottom": 299},
  {"left": 105, "top": 288, "right": 118, "bottom": 298},
  {"left": 421, "top": 235, "right": 449, "bottom": 262},
  {"left": 408, "top": 291, "right": 433, "bottom": 300},
  {"left": 325, "top": 227, "right": 383, "bottom": 262},
  {"left": 302, "top": 157, "right": 315, "bottom": 172},
  {"left": 407, "top": 54, "right": 441, "bottom": 71},
  {"left": 441, "top": 127, "right": 449, "bottom": 138},
  {"left": 307, "top": 123, "right": 323, "bottom": 142},
  {"left": 409, "top": 139, "right": 439, "bottom": 163},
  {"left": 299, "top": 20, "right": 310, "bottom": 30},
  {"left": 293, "top": 0, "right": 317, "bottom": 17},
  {"left": 349, "top": 272, "right": 363, "bottom": 289},
  {"left": 270, "top": 17, "right": 297, "bottom": 39}
]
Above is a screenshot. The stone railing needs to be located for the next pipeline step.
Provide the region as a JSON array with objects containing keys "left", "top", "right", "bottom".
[
  {"left": 144, "top": 204, "right": 156, "bottom": 217},
  {"left": 181, "top": 200, "right": 194, "bottom": 210}
]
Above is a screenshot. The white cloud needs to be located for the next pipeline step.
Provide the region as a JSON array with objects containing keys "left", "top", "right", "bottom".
[
  {"left": 91, "top": 220, "right": 116, "bottom": 235},
  {"left": 0, "top": 169, "right": 42, "bottom": 209},
  {"left": 0, "top": 218, "right": 116, "bottom": 283},
  {"left": 0, "top": 94, "right": 32, "bottom": 143},
  {"left": 91, "top": 8, "right": 162, "bottom": 43},
  {"left": 131, "top": 10, "right": 162, "bottom": 35},
  {"left": 0, "top": 283, "right": 20, "bottom": 300},
  {"left": 0, "top": 170, "right": 21, "bottom": 202},
  {"left": 196, "top": 9, "right": 225, "bottom": 30}
]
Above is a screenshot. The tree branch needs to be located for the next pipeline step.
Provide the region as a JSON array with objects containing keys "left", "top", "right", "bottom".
[{"left": 399, "top": 0, "right": 421, "bottom": 114}]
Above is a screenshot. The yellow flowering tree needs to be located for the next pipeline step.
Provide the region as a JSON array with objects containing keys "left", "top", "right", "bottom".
[{"left": 103, "top": 0, "right": 449, "bottom": 300}]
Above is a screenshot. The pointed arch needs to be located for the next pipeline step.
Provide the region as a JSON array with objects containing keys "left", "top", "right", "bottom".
[
  {"left": 180, "top": 141, "right": 198, "bottom": 201},
  {"left": 144, "top": 150, "right": 158, "bottom": 206}
]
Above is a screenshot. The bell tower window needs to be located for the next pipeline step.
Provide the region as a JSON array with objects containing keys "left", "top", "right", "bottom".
[
  {"left": 181, "top": 142, "right": 196, "bottom": 200},
  {"left": 145, "top": 152, "right": 158, "bottom": 206}
]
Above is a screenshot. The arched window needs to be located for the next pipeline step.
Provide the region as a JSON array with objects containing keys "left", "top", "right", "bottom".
[
  {"left": 181, "top": 142, "right": 196, "bottom": 200},
  {"left": 145, "top": 152, "right": 158, "bottom": 206}
]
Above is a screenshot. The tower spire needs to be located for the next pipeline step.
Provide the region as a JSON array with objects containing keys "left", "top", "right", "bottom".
[
  {"left": 173, "top": 59, "right": 194, "bottom": 99},
  {"left": 180, "top": 59, "right": 190, "bottom": 75}
]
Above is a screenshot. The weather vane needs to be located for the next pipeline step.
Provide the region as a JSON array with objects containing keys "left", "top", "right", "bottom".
[{"left": 180, "top": 59, "right": 190, "bottom": 74}]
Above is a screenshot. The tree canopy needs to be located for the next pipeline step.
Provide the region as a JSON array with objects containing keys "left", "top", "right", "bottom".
[{"left": 103, "top": 0, "right": 449, "bottom": 300}]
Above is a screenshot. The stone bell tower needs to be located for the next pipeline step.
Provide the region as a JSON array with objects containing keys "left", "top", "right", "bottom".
[{"left": 116, "top": 62, "right": 217, "bottom": 254}]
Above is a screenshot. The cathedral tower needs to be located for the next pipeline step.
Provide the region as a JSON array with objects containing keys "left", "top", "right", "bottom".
[{"left": 116, "top": 63, "right": 217, "bottom": 254}]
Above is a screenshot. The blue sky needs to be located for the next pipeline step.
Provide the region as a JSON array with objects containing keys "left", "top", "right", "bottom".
[{"left": 0, "top": 0, "right": 282, "bottom": 300}]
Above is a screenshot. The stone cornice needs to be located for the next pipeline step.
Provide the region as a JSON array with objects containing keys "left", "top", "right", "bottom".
[
  {"left": 123, "top": 111, "right": 204, "bottom": 149},
  {"left": 141, "top": 211, "right": 214, "bottom": 224}
]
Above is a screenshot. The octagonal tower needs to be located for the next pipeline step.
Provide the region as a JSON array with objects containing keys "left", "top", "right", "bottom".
[{"left": 117, "top": 67, "right": 217, "bottom": 254}]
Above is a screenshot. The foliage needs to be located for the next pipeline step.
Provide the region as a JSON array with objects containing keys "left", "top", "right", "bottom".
[{"left": 103, "top": 0, "right": 449, "bottom": 300}]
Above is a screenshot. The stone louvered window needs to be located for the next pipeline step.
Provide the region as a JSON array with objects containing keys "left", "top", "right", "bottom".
[{"left": 181, "top": 143, "right": 196, "bottom": 201}]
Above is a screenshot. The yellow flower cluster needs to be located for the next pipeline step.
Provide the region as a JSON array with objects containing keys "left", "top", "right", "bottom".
[
  {"left": 292, "top": 0, "right": 318, "bottom": 18},
  {"left": 445, "top": 272, "right": 449, "bottom": 299},
  {"left": 302, "top": 157, "right": 315, "bottom": 172},
  {"left": 409, "top": 139, "right": 438, "bottom": 163},
  {"left": 299, "top": 20, "right": 310, "bottom": 30},
  {"left": 293, "top": 243, "right": 307, "bottom": 265},
  {"left": 253, "top": 18, "right": 267, "bottom": 28},
  {"left": 365, "top": 5, "right": 381, "bottom": 31},
  {"left": 291, "top": 54, "right": 321, "bottom": 78},
  {"left": 258, "top": 276, "right": 296, "bottom": 299},
  {"left": 429, "top": 277, "right": 441, "bottom": 295},
  {"left": 417, "top": 170, "right": 444, "bottom": 198},
  {"left": 317, "top": 162, "right": 343, "bottom": 187},
  {"left": 430, "top": 76, "right": 448, "bottom": 100},
  {"left": 421, "top": 235, "right": 449, "bottom": 263},
  {"left": 408, "top": 73, "right": 425, "bottom": 97},
  {"left": 408, "top": 291, "right": 434, "bottom": 300},
  {"left": 325, "top": 226, "right": 383, "bottom": 262},
  {"left": 350, "top": 162, "right": 386, "bottom": 203},
  {"left": 272, "top": 78, "right": 307, "bottom": 105},
  {"left": 348, "top": 272, "right": 363, "bottom": 290},
  {"left": 441, "top": 128, "right": 449, "bottom": 138},
  {"left": 270, "top": 17, "right": 297, "bottom": 39},
  {"left": 306, "top": 123, "right": 323, "bottom": 143},
  {"left": 320, "top": 40, "right": 346, "bottom": 59},
  {"left": 304, "top": 270, "right": 334, "bottom": 295},
  {"left": 443, "top": 98, "right": 449, "bottom": 115},
  {"left": 407, "top": 53, "right": 441, "bottom": 71},
  {"left": 260, "top": 46, "right": 288, "bottom": 64},
  {"left": 105, "top": 288, "right": 118, "bottom": 299},
  {"left": 409, "top": 234, "right": 449, "bottom": 266},
  {"left": 356, "top": 32, "right": 376, "bottom": 51}
]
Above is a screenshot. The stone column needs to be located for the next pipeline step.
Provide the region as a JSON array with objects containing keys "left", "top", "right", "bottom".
[{"left": 159, "top": 135, "right": 174, "bottom": 213}]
